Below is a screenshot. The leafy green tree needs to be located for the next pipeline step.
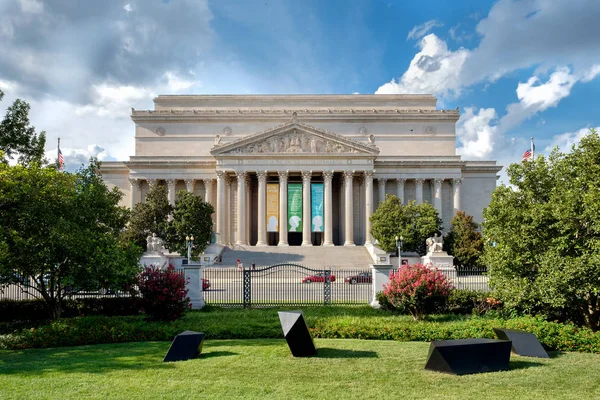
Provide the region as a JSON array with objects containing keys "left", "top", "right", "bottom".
[
  {"left": 370, "top": 195, "right": 442, "bottom": 254},
  {"left": 482, "top": 129, "right": 600, "bottom": 330},
  {"left": 445, "top": 211, "right": 484, "bottom": 267},
  {"left": 0, "top": 89, "right": 46, "bottom": 165},
  {"left": 122, "top": 184, "right": 172, "bottom": 251},
  {"left": 0, "top": 159, "right": 142, "bottom": 319},
  {"left": 165, "top": 191, "right": 214, "bottom": 259}
]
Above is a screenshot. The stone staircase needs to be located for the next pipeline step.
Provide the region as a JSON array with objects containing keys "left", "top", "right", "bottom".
[{"left": 217, "top": 245, "right": 374, "bottom": 269}]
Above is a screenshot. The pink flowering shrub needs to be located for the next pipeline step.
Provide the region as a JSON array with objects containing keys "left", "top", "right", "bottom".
[
  {"left": 139, "top": 264, "right": 190, "bottom": 321},
  {"left": 383, "top": 263, "right": 454, "bottom": 320}
]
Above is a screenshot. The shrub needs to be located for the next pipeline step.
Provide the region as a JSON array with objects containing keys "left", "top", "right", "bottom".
[
  {"left": 446, "top": 290, "right": 485, "bottom": 315},
  {"left": 383, "top": 263, "right": 453, "bottom": 320},
  {"left": 139, "top": 265, "right": 190, "bottom": 321}
]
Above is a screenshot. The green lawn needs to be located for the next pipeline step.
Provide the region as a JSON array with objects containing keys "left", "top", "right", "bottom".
[{"left": 1, "top": 339, "right": 599, "bottom": 400}]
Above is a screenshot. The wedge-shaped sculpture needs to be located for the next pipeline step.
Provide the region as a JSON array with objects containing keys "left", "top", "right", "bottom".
[
  {"left": 493, "top": 328, "right": 550, "bottom": 358},
  {"left": 425, "top": 338, "right": 512, "bottom": 375},
  {"left": 278, "top": 310, "right": 317, "bottom": 357},
  {"left": 163, "top": 330, "right": 205, "bottom": 362}
]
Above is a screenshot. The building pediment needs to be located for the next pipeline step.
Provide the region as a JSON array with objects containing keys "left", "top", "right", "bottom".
[{"left": 211, "top": 119, "right": 379, "bottom": 157}]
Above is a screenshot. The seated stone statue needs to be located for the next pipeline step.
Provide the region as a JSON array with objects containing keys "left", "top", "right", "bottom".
[
  {"left": 426, "top": 233, "right": 444, "bottom": 254},
  {"left": 146, "top": 233, "right": 164, "bottom": 254}
]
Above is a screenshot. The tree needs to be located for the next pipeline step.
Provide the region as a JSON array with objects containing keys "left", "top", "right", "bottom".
[
  {"left": 444, "top": 211, "right": 484, "bottom": 267},
  {"left": 165, "top": 191, "right": 214, "bottom": 259},
  {"left": 122, "top": 184, "right": 172, "bottom": 251},
  {"left": 482, "top": 129, "right": 600, "bottom": 330},
  {"left": 370, "top": 195, "right": 442, "bottom": 254},
  {"left": 0, "top": 159, "right": 142, "bottom": 319},
  {"left": 0, "top": 89, "right": 46, "bottom": 165}
]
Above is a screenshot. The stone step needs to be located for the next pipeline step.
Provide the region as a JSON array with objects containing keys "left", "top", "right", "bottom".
[{"left": 217, "top": 246, "right": 374, "bottom": 269}]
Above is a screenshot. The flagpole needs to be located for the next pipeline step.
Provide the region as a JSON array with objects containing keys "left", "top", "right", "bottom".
[
  {"left": 530, "top": 137, "right": 534, "bottom": 160},
  {"left": 57, "top": 137, "right": 60, "bottom": 171}
]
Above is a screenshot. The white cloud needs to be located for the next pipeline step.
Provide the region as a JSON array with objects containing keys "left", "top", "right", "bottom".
[
  {"left": 45, "top": 144, "right": 115, "bottom": 173},
  {"left": 456, "top": 107, "right": 498, "bottom": 159},
  {"left": 545, "top": 126, "right": 600, "bottom": 154},
  {"left": 164, "top": 71, "right": 197, "bottom": 92},
  {"left": 375, "top": 34, "right": 469, "bottom": 96},
  {"left": 18, "top": 0, "right": 43, "bottom": 14},
  {"left": 407, "top": 19, "right": 443, "bottom": 40},
  {"left": 75, "top": 83, "right": 155, "bottom": 118},
  {"left": 457, "top": 66, "right": 595, "bottom": 160},
  {"left": 124, "top": 4, "right": 133, "bottom": 13}
]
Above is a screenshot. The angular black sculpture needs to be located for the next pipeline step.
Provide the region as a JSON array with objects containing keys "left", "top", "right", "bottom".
[
  {"left": 163, "top": 330, "right": 205, "bottom": 362},
  {"left": 278, "top": 310, "right": 317, "bottom": 357},
  {"left": 493, "top": 328, "right": 550, "bottom": 358},
  {"left": 425, "top": 338, "right": 512, "bottom": 375}
]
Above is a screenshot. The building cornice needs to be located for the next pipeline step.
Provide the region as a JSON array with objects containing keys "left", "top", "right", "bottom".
[{"left": 131, "top": 108, "right": 460, "bottom": 123}]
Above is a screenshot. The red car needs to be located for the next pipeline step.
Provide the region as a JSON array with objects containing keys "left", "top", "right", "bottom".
[
  {"left": 344, "top": 272, "right": 371, "bottom": 284},
  {"left": 202, "top": 278, "right": 211, "bottom": 291},
  {"left": 302, "top": 273, "right": 336, "bottom": 284}
]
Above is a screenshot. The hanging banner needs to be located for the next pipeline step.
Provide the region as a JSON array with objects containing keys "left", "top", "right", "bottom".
[
  {"left": 266, "top": 184, "right": 279, "bottom": 232},
  {"left": 311, "top": 183, "right": 324, "bottom": 232},
  {"left": 287, "top": 183, "right": 303, "bottom": 232}
]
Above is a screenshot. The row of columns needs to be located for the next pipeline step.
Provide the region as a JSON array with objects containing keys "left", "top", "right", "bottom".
[{"left": 129, "top": 174, "right": 463, "bottom": 247}]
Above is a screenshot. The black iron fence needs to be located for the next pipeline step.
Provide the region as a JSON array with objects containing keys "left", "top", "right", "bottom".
[
  {"left": 203, "top": 263, "right": 372, "bottom": 307},
  {"left": 439, "top": 267, "right": 490, "bottom": 292}
]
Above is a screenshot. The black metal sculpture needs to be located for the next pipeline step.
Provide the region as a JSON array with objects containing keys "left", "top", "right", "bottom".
[
  {"left": 163, "top": 330, "right": 205, "bottom": 362},
  {"left": 493, "top": 328, "right": 550, "bottom": 358},
  {"left": 278, "top": 310, "right": 317, "bottom": 357},
  {"left": 425, "top": 338, "right": 512, "bottom": 375}
]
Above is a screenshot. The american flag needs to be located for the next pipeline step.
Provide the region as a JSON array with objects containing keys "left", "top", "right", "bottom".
[
  {"left": 522, "top": 149, "right": 532, "bottom": 160},
  {"left": 58, "top": 146, "right": 64, "bottom": 171}
]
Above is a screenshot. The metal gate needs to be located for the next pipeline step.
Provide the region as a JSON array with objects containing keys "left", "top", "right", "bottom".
[{"left": 203, "top": 263, "right": 372, "bottom": 307}]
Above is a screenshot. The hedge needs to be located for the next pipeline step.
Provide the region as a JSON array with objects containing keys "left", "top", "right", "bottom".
[{"left": 2, "top": 310, "right": 599, "bottom": 354}]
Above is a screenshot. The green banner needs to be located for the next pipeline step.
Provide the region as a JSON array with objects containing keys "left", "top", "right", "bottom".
[
  {"left": 287, "top": 183, "right": 303, "bottom": 232},
  {"left": 311, "top": 183, "right": 324, "bottom": 232}
]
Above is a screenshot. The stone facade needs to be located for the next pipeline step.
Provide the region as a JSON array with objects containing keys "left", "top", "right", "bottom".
[{"left": 100, "top": 94, "right": 501, "bottom": 247}]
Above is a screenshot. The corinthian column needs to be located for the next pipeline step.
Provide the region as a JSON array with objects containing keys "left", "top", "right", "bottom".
[
  {"left": 396, "top": 178, "right": 405, "bottom": 204},
  {"left": 364, "top": 171, "right": 374, "bottom": 246},
  {"left": 216, "top": 171, "right": 226, "bottom": 245},
  {"left": 323, "top": 171, "right": 334, "bottom": 246},
  {"left": 204, "top": 178, "right": 214, "bottom": 205},
  {"left": 452, "top": 178, "right": 462, "bottom": 214},
  {"left": 129, "top": 178, "right": 140, "bottom": 209},
  {"left": 278, "top": 171, "right": 289, "bottom": 246},
  {"left": 415, "top": 179, "right": 424, "bottom": 204},
  {"left": 434, "top": 179, "right": 443, "bottom": 219},
  {"left": 344, "top": 170, "right": 355, "bottom": 246},
  {"left": 185, "top": 179, "right": 195, "bottom": 193},
  {"left": 167, "top": 179, "right": 176, "bottom": 206},
  {"left": 377, "top": 178, "right": 386, "bottom": 206},
  {"left": 236, "top": 171, "right": 247, "bottom": 245},
  {"left": 301, "top": 170, "right": 312, "bottom": 246},
  {"left": 256, "top": 171, "right": 267, "bottom": 246}
]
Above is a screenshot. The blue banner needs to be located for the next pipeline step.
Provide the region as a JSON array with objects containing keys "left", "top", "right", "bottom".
[{"left": 311, "top": 183, "right": 324, "bottom": 232}]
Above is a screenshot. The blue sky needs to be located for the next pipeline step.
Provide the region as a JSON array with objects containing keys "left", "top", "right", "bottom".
[{"left": 0, "top": 0, "right": 599, "bottom": 181}]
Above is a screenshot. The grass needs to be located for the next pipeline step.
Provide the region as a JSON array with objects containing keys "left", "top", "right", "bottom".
[{"left": 1, "top": 339, "right": 600, "bottom": 399}]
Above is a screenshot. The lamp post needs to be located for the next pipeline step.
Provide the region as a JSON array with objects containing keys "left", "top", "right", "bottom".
[
  {"left": 186, "top": 234, "right": 194, "bottom": 263},
  {"left": 395, "top": 235, "right": 403, "bottom": 258}
]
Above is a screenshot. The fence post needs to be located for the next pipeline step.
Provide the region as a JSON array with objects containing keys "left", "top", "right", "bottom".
[
  {"left": 370, "top": 264, "right": 393, "bottom": 308},
  {"left": 243, "top": 268, "right": 251, "bottom": 308},
  {"left": 183, "top": 263, "right": 205, "bottom": 309},
  {"left": 323, "top": 269, "right": 332, "bottom": 305}
]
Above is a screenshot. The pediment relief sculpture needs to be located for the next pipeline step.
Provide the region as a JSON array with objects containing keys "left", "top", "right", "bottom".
[{"left": 222, "top": 129, "right": 363, "bottom": 155}]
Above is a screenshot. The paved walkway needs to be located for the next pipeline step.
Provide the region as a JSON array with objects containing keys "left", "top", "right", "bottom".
[{"left": 217, "top": 245, "right": 374, "bottom": 269}]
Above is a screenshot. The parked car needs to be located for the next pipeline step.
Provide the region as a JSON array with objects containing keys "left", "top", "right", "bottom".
[
  {"left": 202, "top": 278, "right": 211, "bottom": 291},
  {"left": 302, "top": 273, "right": 336, "bottom": 284},
  {"left": 344, "top": 272, "right": 371, "bottom": 284}
]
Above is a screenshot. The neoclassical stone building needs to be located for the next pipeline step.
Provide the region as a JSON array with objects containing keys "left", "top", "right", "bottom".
[{"left": 101, "top": 94, "right": 500, "bottom": 247}]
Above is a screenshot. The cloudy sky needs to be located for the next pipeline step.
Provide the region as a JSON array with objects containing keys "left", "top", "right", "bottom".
[{"left": 1, "top": 0, "right": 599, "bottom": 179}]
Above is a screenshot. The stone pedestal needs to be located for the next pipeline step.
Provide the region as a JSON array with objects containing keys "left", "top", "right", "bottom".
[
  {"left": 183, "top": 264, "right": 206, "bottom": 310},
  {"left": 140, "top": 254, "right": 169, "bottom": 268},
  {"left": 370, "top": 264, "right": 394, "bottom": 308},
  {"left": 421, "top": 252, "right": 454, "bottom": 269}
]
